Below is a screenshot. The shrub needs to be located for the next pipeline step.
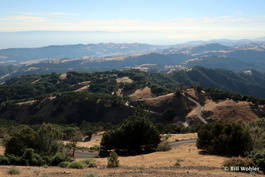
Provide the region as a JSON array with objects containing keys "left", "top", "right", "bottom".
[
  {"left": 81, "top": 159, "right": 96, "bottom": 167},
  {"left": 174, "top": 161, "right": 181, "bottom": 167},
  {"left": 157, "top": 141, "right": 171, "bottom": 151},
  {"left": 21, "top": 148, "right": 44, "bottom": 166},
  {"left": 223, "top": 156, "right": 256, "bottom": 172},
  {"left": 0, "top": 155, "right": 10, "bottom": 165},
  {"left": 82, "top": 172, "right": 98, "bottom": 177},
  {"left": 249, "top": 150, "right": 265, "bottom": 173},
  {"left": 107, "top": 151, "right": 119, "bottom": 168},
  {"left": 7, "top": 167, "right": 21, "bottom": 175},
  {"left": 89, "top": 146, "right": 100, "bottom": 151},
  {"left": 58, "top": 161, "right": 71, "bottom": 168},
  {"left": 40, "top": 174, "right": 48, "bottom": 177},
  {"left": 67, "top": 161, "right": 86, "bottom": 169},
  {"left": 6, "top": 154, "right": 21, "bottom": 165},
  {"left": 50, "top": 153, "right": 72, "bottom": 166},
  {"left": 174, "top": 159, "right": 184, "bottom": 167}
]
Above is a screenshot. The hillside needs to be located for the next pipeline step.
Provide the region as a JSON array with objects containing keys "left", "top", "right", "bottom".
[
  {"left": 171, "top": 66, "right": 265, "bottom": 98},
  {"left": 0, "top": 70, "right": 264, "bottom": 127}
]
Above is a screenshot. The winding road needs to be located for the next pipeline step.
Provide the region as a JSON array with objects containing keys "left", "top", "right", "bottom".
[
  {"left": 0, "top": 136, "right": 197, "bottom": 159},
  {"left": 75, "top": 138, "right": 197, "bottom": 159},
  {"left": 182, "top": 92, "right": 208, "bottom": 125}
]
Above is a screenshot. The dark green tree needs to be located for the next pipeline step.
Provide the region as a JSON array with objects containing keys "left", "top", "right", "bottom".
[
  {"left": 4, "top": 126, "right": 37, "bottom": 157},
  {"left": 193, "top": 82, "right": 203, "bottom": 92},
  {"left": 197, "top": 122, "right": 251, "bottom": 156},
  {"left": 162, "top": 108, "right": 176, "bottom": 121},
  {"left": 35, "top": 123, "right": 63, "bottom": 156},
  {"left": 101, "top": 107, "right": 161, "bottom": 153}
]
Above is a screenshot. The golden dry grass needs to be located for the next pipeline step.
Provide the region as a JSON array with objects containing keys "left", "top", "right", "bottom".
[
  {"left": 116, "top": 77, "right": 133, "bottom": 83},
  {"left": 140, "top": 93, "right": 174, "bottom": 106},
  {"left": 59, "top": 74, "right": 67, "bottom": 80},
  {"left": 75, "top": 86, "right": 89, "bottom": 92},
  {"left": 0, "top": 145, "right": 4, "bottom": 155},
  {"left": 94, "top": 143, "right": 227, "bottom": 168},
  {"left": 185, "top": 89, "right": 262, "bottom": 123},
  {"left": 0, "top": 133, "right": 264, "bottom": 177},
  {"left": 15, "top": 100, "right": 36, "bottom": 105},
  {"left": 167, "top": 133, "right": 197, "bottom": 142},
  {"left": 129, "top": 86, "right": 152, "bottom": 99},
  {"left": 203, "top": 99, "right": 260, "bottom": 122}
]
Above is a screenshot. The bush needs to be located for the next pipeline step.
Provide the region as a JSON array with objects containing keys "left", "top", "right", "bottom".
[
  {"left": 50, "top": 153, "right": 72, "bottom": 166},
  {"left": 6, "top": 154, "right": 22, "bottom": 165},
  {"left": 81, "top": 159, "right": 96, "bottom": 167},
  {"left": 174, "top": 161, "right": 181, "bottom": 167},
  {"left": 0, "top": 155, "right": 10, "bottom": 165},
  {"left": 174, "top": 159, "right": 184, "bottom": 167},
  {"left": 40, "top": 174, "right": 48, "bottom": 177},
  {"left": 223, "top": 157, "right": 256, "bottom": 172},
  {"left": 157, "top": 141, "right": 171, "bottom": 151},
  {"left": 21, "top": 148, "right": 44, "bottom": 166},
  {"left": 82, "top": 172, "right": 98, "bottom": 177},
  {"left": 7, "top": 167, "right": 21, "bottom": 175},
  {"left": 197, "top": 123, "right": 251, "bottom": 156},
  {"left": 89, "top": 146, "right": 100, "bottom": 151},
  {"left": 58, "top": 161, "right": 71, "bottom": 168},
  {"left": 67, "top": 161, "right": 86, "bottom": 169},
  {"left": 107, "top": 151, "right": 119, "bottom": 168},
  {"left": 249, "top": 150, "right": 265, "bottom": 173}
]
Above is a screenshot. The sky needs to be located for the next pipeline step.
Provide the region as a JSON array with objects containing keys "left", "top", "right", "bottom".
[{"left": 1, "top": 0, "right": 265, "bottom": 48}]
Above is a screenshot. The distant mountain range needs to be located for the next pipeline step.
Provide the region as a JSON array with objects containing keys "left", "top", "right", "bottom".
[{"left": 1, "top": 38, "right": 265, "bottom": 81}]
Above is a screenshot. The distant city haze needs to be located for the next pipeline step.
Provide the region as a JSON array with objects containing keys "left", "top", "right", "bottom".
[{"left": 1, "top": 0, "right": 265, "bottom": 49}]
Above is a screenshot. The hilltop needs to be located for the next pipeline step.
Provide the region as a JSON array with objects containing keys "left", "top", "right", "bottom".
[{"left": 0, "top": 69, "right": 264, "bottom": 127}]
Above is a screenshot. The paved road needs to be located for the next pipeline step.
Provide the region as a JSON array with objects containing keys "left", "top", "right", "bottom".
[
  {"left": 183, "top": 93, "right": 208, "bottom": 124},
  {"left": 75, "top": 138, "right": 197, "bottom": 159},
  {"left": 0, "top": 136, "right": 197, "bottom": 159},
  {"left": 171, "top": 139, "right": 197, "bottom": 148}
]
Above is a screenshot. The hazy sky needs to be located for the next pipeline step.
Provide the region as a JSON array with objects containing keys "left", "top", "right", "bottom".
[{"left": 1, "top": 0, "right": 265, "bottom": 48}]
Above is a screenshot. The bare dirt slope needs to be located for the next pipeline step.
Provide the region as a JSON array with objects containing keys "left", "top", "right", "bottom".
[
  {"left": 184, "top": 89, "right": 264, "bottom": 123},
  {"left": 129, "top": 86, "right": 152, "bottom": 99}
]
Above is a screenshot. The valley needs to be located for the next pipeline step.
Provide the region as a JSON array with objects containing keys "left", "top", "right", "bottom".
[{"left": 1, "top": 40, "right": 265, "bottom": 176}]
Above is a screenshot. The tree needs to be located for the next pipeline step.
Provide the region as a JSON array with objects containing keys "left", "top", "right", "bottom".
[
  {"left": 107, "top": 151, "right": 119, "bottom": 168},
  {"left": 3, "top": 124, "right": 69, "bottom": 166},
  {"left": 101, "top": 107, "right": 161, "bottom": 153},
  {"left": 35, "top": 123, "right": 63, "bottom": 156},
  {"left": 66, "top": 128, "right": 83, "bottom": 157},
  {"left": 193, "top": 82, "right": 203, "bottom": 92},
  {"left": 197, "top": 123, "right": 251, "bottom": 156},
  {"left": 4, "top": 126, "right": 37, "bottom": 157},
  {"left": 162, "top": 108, "right": 176, "bottom": 121}
]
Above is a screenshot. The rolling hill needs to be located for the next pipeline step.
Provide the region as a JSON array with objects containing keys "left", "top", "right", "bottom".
[
  {"left": 1, "top": 41, "right": 265, "bottom": 81},
  {"left": 0, "top": 69, "right": 264, "bottom": 127}
]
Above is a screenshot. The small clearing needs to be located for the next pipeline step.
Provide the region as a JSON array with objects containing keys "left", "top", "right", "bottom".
[
  {"left": 15, "top": 100, "right": 37, "bottom": 105},
  {"left": 75, "top": 86, "right": 89, "bottom": 92},
  {"left": 59, "top": 74, "right": 67, "bottom": 80},
  {"left": 116, "top": 77, "right": 133, "bottom": 83},
  {"left": 129, "top": 86, "right": 152, "bottom": 99}
]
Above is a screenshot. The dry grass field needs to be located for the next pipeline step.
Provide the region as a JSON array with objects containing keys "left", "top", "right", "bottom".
[{"left": 0, "top": 133, "right": 263, "bottom": 177}]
